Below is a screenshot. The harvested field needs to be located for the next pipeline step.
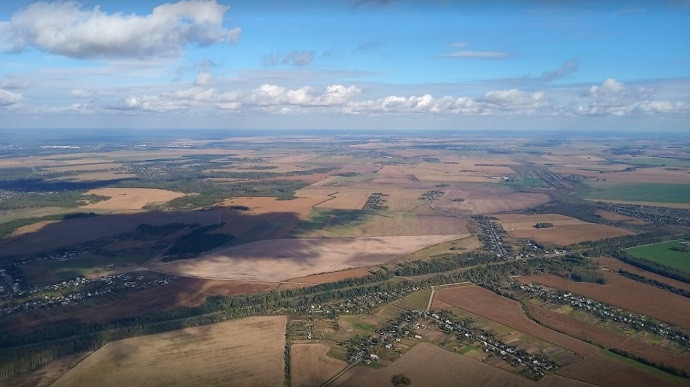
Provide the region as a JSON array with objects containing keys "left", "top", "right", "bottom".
[
  {"left": 396, "top": 235, "right": 481, "bottom": 262},
  {"left": 291, "top": 343, "right": 347, "bottom": 387},
  {"left": 433, "top": 285, "right": 596, "bottom": 355},
  {"left": 52, "top": 316, "right": 286, "bottom": 387},
  {"left": 595, "top": 256, "right": 690, "bottom": 292},
  {"left": 9, "top": 220, "right": 59, "bottom": 237},
  {"left": 154, "top": 235, "right": 462, "bottom": 281},
  {"left": 81, "top": 188, "right": 185, "bottom": 210},
  {"left": 287, "top": 267, "right": 372, "bottom": 284},
  {"left": 333, "top": 342, "right": 542, "bottom": 387},
  {"left": 435, "top": 187, "right": 551, "bottom": 214},
  {"left": 556, "top": 352, "right": 679, "bottom": 387},
  {"left": 556, "top": 166, "right": 690, "bottom": 184},
  {"left": 222, "top": 195, "right": 328, "bottom": 220},
  {"left": 496, "top": 213, "right": 633, "bottom": 245},
  {"left": 595, "top": 210, "right": 645, "bottom": 224},
  {"left": 527, "top": 303, "right": 690, "bottom": 372},
  {"left": 517, "top": 274, "right": 690, "bottom": 330}
]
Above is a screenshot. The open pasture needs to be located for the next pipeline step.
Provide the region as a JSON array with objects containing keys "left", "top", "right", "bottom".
[
  {"left": 624, "top": 240, "right": 690, "bottom": 274},
  {"left": 153, "top": 234, "right": 462, "bottom": 281},
  {"left": 286, "top": 267, "right": 372, "bottom": 285},
  {"left": 291, "top": 343, "right": 347, "bottom": 387},
  {"left": 496, "top": 213, "right": 633, "bottom": 245},
  {"left": 517, "top": 274, "right": 690, "bottom": 330},
  {"left": 52, "top": 316, "right": 286, "bottom": 387},
  {"left": 584, "top": 182, "right": 690, "bottom": 206}
]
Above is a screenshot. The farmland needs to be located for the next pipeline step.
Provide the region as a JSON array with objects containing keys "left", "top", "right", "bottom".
[
  {"left": 625, "top": 240, "right": 690, "bottom": 273},
  {"left": 496, "top": 214, "right": 634, "bottom": 246},
  {"left": 1, "top": 132, "right": 690, "bottom": 386},
  {"left": 52, "top": 316, "right": 286, "bottom": 387}
]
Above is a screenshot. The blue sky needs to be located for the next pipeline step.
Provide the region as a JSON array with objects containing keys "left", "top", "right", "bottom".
[{"left": 0, "top": 0, "right": 688, "bottom": 131}]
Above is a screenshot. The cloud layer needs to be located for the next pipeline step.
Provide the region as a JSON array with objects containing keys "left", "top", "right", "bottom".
[{"left": 0, "top": 0, "right": 240, "bottom": 59}]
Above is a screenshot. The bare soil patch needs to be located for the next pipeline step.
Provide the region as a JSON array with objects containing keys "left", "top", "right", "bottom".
[
  {"left": 556, "top": 352, "right": 678, "bottom": 387},
  {"left": 52, "top": 316, "right": 286, "bottom": 387},
  {"left": 496, "top": 213, "right": 633, "bottom": 245},
  {"left": 81, "top": 188, "right": 185, "bottom": 210},
  {"left": 517, "top": 274, "right": 690, "bottom": 330},
  {"left": 433, "top": 285, "right": 596, "bottom": 356},
  {"left": 154, "top": 235, "right": 462, "bottom": 282},
  {"left": 291, "top": 343, "right": 347, "bottom": 387}
]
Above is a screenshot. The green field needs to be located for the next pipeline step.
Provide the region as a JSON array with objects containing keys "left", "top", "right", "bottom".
[
  {"left": 583, "top": 183, "right": 690, "bottom": 204},
  {"left": 393, "top": 289, "right": 432, "bottom": 310},
  {"left": 599, "top": 349, "right": 689, "bottom": 385},
  {"left": 625, "top": 240, "right": 690, "bottom": 273}
]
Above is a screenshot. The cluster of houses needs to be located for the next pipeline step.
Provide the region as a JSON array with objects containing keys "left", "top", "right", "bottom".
[
  {"left": 474, "top": 215, "right": 509, "bottom": 257},
  {"left": 513, "top": 282, "right": 689, "bottom": 350},
  {"left": 0, "top": 273, "right": 175, "bottom": 317},
  {"left": 341, "top": 307, "right": 556, "bottom": 380},
  {"left": 307, "top": 286, "right": 418, "bottom": 317},
  {"left": 431, "top": 309, "right": 557, "bottom": 379}
]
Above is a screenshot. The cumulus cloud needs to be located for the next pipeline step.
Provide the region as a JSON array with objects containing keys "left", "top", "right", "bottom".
[
  {"left": 540, "top": 58, "right": 579, "bottom": 81},
  {"left": 0, "top": 0, "right": 240, "bottom": 59},
  {"left": 263, "top": 51, "right": 315, "bottom": 67},
  {"left": 589, "top": 78, "right": 625, "bottom": 97},
  {"left": 0, "top": 89, "right": 22, "bottom": 106},
  {"left": 577, "top": 78, "right": 688, "bottom": 116}
]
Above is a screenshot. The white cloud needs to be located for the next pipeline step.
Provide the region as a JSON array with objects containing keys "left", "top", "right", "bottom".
[
  {"left": 0, "top": 89, "right": 22, "bottom": 106},
  {"left": 194, "top": 71, "right": 213, "bottom": 86},
  {"left": 589, "top": 78, "right": 625, "bottom": 97},
  {"left": 0, "top": 0, "right": 240, "bottom": 59}
]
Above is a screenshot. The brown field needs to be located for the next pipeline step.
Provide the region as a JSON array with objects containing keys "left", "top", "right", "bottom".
[
  {"left": 556, "top": 352, "right": 679, "bottom": 387},
  {"left": 332, "top": 342, "right": 570, "bottom": 387},
  {"left": 395, "top": 235, "right": 481, "bottom": 262},
  {"left": 527, "top": 303, "right": 690, "bottom": 372},
  {"left": 287, "top": 267, "right": 372, "bottom": 284},
  {"left": 595, "top": 256, "right": 690, "bottom": 292},
  {"left": 52, "top": 316, "right": 286, "bottom": 387},
  {"left": 595, "top": 210, "right": 646, "bottom": 224},
  {"left": 81, "top": 188, "right": 186, "bottom": 210},
  {"left": 154, "top": 235, "right": 463, "bottom": 281},
  {"left": 496, "top": 213, "right": 634, "bottom": 245},
  {"left": 435, "top": 187, "right": 551, "bottom": 214},
  {"left": 433, "top": 285, "right": 596, "bottom": 355},
  {"left": 517, "top": 274, "right": 690, "bottom": 330},
  {"left": 291, "top": 343, "right": 347, "bottom": 387}
]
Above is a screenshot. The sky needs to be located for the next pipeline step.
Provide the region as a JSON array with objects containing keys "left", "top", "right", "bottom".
[{"left": 0, "top": 0, "right": 688, "bottom": 131}]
